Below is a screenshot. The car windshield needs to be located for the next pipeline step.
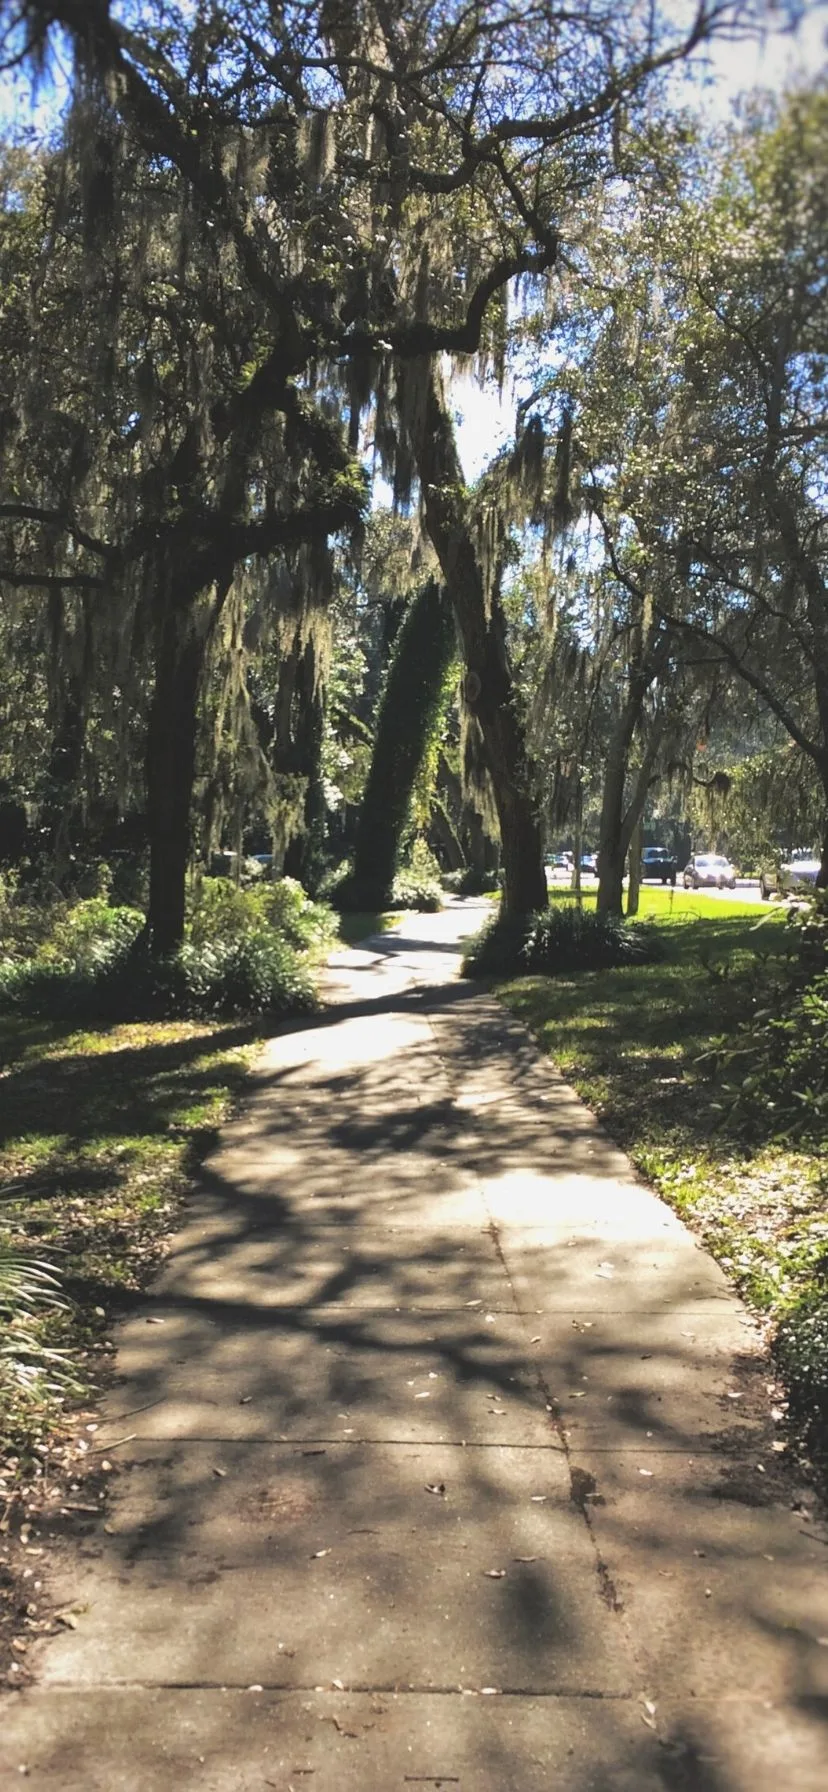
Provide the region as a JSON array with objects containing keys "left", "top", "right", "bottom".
[{"left": 699, "top": 856, "right": 728, "bottom": 867}]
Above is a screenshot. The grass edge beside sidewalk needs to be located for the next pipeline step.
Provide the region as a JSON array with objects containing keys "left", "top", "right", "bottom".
[{"left": 491, "top": 904, "right": 827, "bottom": 1486}]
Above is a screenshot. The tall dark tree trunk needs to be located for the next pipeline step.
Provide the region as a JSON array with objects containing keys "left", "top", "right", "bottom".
[
  {"left": 145, "top": 609, "right": 205, "bottom": 954},
  {"left": 277, "top": 638, "right": 326, "bottom": 890},
  {"left": 416, "top": 371, "right": 546, "bottom": 919},
  {"left": 351, "top": 578, "right": 455, "bottom": 909}
]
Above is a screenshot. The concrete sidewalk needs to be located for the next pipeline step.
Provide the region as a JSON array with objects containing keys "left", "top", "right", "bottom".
[{"left": 2, "top": 898, "right": 827, "bottom": 1789}]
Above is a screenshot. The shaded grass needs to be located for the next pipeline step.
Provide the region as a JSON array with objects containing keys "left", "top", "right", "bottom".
[
  {"left": 0, "top": 1015, "right": 267, "bottom": 1464},
  {"left": 335, "top": 911, "right": 402, "bottom": 947},
  {"left": 495, "top": 897, "right": 828, "bottom": 1471}
]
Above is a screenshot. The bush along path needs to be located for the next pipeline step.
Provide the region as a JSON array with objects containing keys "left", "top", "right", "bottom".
[{"left": 1, "top": 898, "right": 827, "bottom": 1790}]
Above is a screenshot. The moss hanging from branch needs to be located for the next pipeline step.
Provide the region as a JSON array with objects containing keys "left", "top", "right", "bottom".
[{"left": 347, "top": 577, "right": 457, "bottom": 910}]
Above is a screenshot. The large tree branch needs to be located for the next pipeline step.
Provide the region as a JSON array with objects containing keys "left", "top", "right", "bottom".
[
  {"left": 338, "top": 241, "right": 558, "bottom": 361},
  {"left": 0, "top": 503, "right": 112, "bottom": 558},
  {"left": 0, "top": 565, "right": 104, "bottom": 591}
]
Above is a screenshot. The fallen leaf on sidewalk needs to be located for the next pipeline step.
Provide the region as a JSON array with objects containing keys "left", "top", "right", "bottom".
[
  {"left": 424, "top": 1483, "right": 446, "bottom": 1496},
  {"left": 145, "top": 1316, "right": 166, "bottom": 1325},
  {"left": 311, "top": 1548, "right": 331, "bottom": 1559},
  {"left": 483, "top": 1568, "right": 506, "bottom": 1578},
  {"left": 212, "top": 1467, "right": 228, "bottom": 1478},
  {"left": 595, "top": 1264, "right": 615, "bottom": 1279},
  {"left": 513, "top": 1555, "right": 538, "bottom": 1563},
  {"left": 53, "top": 1607, "right": 85, "bottom": 1629},
  {"left": 414, "top": 1392, "right": 430, "bottom": 1400}
]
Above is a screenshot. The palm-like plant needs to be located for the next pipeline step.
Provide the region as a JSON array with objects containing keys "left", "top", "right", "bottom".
[{"left": 0, "top": 1234, "right": 76, "bottom": 1396}]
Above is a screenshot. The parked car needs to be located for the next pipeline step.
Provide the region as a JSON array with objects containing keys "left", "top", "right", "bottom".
[
  {"left": 683, "top": 853, "right": 737, "bottom": 890},
  {"left": 580, "top": 853, "right": 598, "bottom": 875},
  {"left": 761, "top": 854, "right": 821, "bottom": 899},
  {"left": 641, "top": 846, "right": 677, "bottom": 885}
]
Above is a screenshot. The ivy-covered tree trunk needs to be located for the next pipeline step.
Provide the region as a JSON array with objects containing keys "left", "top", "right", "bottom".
[
  {"left": 417, "top": 373, "right": 547, "bottom": 920},
  {"left": 350, "top": 578, "right": 456, "bottom": 909}
]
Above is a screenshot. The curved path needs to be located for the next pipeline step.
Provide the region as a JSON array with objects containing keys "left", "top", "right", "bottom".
[{"left": 2, "top": 899, "right": 827, "bottom": 1789}]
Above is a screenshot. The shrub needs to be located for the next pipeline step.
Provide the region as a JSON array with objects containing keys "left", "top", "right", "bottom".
[
  {"left": 700, "top": 893, "right": 828, "bottom": 1142},
  {"left": 463, "top": 904, "right": 662, "bottom": 979},
  {"left": 457, "top": 866, "right": 501, "bottom": 896},
  {"left": 0, "top": 880, "right": 334, "bottom": 1022},
  {"left": 390, "top": 867, "right": 442, "bottom": 911}
]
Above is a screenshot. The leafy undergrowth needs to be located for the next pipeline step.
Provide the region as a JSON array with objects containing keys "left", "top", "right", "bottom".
[
  {"left": 495, "top": 897, "right": 828, "bottom": 1481},
  {"left": 463, "top": 902, "right": 661, "bottom": 979},
  {"left": 0, "top": 879, "right": 337, "bottom": 1023}
]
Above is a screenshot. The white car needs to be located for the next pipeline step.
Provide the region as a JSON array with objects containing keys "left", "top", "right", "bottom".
[
  {"left": 683, "top": 853, "right": 737, "bottom": 890},
  {"left": 760, "top": 854, "right": 821, "bottom": 899}
]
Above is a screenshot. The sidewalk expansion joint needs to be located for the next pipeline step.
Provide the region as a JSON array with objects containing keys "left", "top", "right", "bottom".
[{"left": 38, "top": 1681, "right": 639, "bottom": 1699}]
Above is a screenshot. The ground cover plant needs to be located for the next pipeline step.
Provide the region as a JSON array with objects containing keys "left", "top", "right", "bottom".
[{"left": 489, "top": 888, "right": 828, "bottom": 1471}]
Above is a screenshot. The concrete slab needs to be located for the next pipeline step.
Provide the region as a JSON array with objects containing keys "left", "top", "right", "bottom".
[
  {"left": 153, "top": 1222, "right": 509, "bottom": 1307},
  {"left": 4, "top": 1688, "right": 827, "bottom": 1792},
  {"left": 100, "top": 1308, "right": 551, "bottom": 1445},
  {"left": 33, "top": 1442, "right": 627, "bottom": 1695},
  {"left": 575, "top": 1450, "right": 828, "bottom": 1702},
  {"left": 505, "top": 1236, "right": 733, "bottom": 1312},
  {"left": 0, "top": 1688, "right": 672, "bottom": 1792}
]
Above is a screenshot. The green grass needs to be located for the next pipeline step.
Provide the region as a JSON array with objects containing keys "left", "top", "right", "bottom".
[
  {"left": 494, "top": 894, "right": 828, "bottom": 1469},
  {"left": 0, "top": 1015, "right": 267, "bottom": 1466},
  {"left": 335, "top": 911, "right": 402, "bottom": 946}
]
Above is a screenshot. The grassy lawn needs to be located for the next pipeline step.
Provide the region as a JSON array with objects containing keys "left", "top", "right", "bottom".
[
  {"left": 495, "top": 887, "right": 828, "bottom": 1466},
  {"left": 0, "top": 1015, "right": 268, "bottom": 1471}
]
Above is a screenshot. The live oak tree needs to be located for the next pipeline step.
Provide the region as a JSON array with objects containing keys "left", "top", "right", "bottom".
[
  {"left": 548, "top": 87, "right": 828, "bottom": 892},
  {"left": 0, "top": 0, "right": 753, "bottom": 930}
]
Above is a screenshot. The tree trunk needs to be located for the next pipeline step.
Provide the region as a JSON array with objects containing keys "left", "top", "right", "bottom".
[
  {"left": 351, "top": 578, "right": 455, "bottom": 909},
  {"left": 428, "top": 799, "right": 465, "bottom": 872},
  {"left": 416, "top": 370, "right": 547, "bottom": 919},
  {"left": 145, "top": 600, "right": 209, "bottom": 954},
  {"left": 596, "top": 720, "right": 631, "bottom": 917},
  {"left": 279, "top": 638, "right": 327, "bottom": 891},
  {"left": 626, "top": 817, "right": 642, "bottom": 916}
]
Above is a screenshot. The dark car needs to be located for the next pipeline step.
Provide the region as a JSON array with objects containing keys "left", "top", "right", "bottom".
[{"left": 641, "top": 846, "right": 677, "bottom": 885}]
